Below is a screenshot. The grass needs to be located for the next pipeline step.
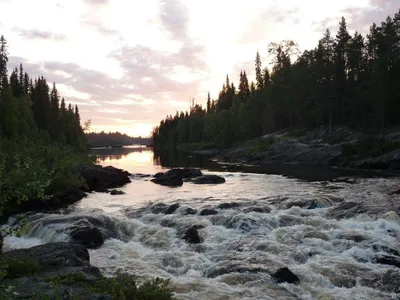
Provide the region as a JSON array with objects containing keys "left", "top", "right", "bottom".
[{"left": 246, "top": 136, "right": 276, "bottom": 155}]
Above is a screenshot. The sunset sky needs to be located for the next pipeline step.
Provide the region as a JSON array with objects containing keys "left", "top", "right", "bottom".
[{"left": 0, "top": 0, "right": 398, "bottom": 136}]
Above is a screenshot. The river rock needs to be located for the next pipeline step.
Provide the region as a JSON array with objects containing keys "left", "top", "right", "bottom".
[
  {"left": 70, "top": 227, "right": 105, "bottom": 249},
  {"left": 326, "top": 201, "right": 368, "bottom": 220},
  {"left": 164, "top": 168, "right": 203, "bottom": 179},
  {"left": 183, "top": 226, "right": 203, "bottom": 244},
  {"left": 272, "top": 267, "right": 300, "bottom": 284},
  {"left": 164, "top": 203, "right": 180, "bottom": 214},
  {"left": 4, "top": 242, "right": 92, "bottom": 271},
  {"left": 151, "top": 176, "right": 183, "bottom": 187},
  {"left": 243, "top": 206, "right": 271, "bottom": 214},
  {"left": 181, "top": 207, "right": 197, "bottom": 215},
  {"left": 110, "top": 189, "right": 125, "bottom": 195},
  {"left": 218, "top": 202, "right": 239, "bottom": 210},
  {"left": 192, "top": 175, "right": 226, "bottom": 184},
  {"left": 199, "top": 209, "right": 218, "bottom": 216},
  {"left": 75, "top": 163, "right": 131, "bottom": 192},
  {"left": 375, "top": 255, "right": 400, "bottom": 268},
  {"left": 154, "top": 172, "right": 165, "bottom": 178}
]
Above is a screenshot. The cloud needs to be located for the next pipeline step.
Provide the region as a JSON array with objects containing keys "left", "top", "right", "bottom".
[
  {"left": 314, "top": 1, "right": 399, "bottom": 35},
  {"left": 13, "top": 28, "right": 67, "bottom": 41},
  {"left": 83, "top": 0, "right": 108, "bottom": 6},
  {"left": 159, "top": 0, "right": 188, "bottom": 40}
]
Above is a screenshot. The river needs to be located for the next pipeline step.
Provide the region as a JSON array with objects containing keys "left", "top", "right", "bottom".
[{"left": 3, "top": 146, "right": 400, "bottom": 300}]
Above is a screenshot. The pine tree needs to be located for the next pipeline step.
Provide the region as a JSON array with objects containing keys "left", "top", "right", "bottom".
[
  {"left": 263, "top": 68, "right": 270, "bottom": 87},
  {"left": 206, "top": 92, "right": 211, "bottom": 113},
  {"left": 255, "top": 51, "right": 263, "bottom": 90},
  {"left": 334, "top": 17, "right": 351, "bottom": 124},
  {"left": 50, "top": 82, "right": 60, "bottom": 141},
  {"left": 0, "top": 35, "right": 8, "bottom": 97}
]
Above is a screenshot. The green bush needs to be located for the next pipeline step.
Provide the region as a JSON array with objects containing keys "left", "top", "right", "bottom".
[
  {"left": 0, "top": 137, "right": 93, "bottom": 216},
  {"left": 0, "top": 256, "right": 39, "bottom": 280},
  {"left": 246, "top": 136, "right": 275, "bottom": 155},
  {"left": 341, "top": 135, "right": 400, "bottom": 158},
  {"left": 49, "top": 272, "right": 176, "bottom": 300}
]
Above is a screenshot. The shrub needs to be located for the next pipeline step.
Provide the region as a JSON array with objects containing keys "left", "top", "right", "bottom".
[
  {"left": 341, "top": 135, "right": 400, "bottom": 158},
  {"left": 246, "top": 136, "right": 275, "bottom": 155},
  {"left": 49, "top": 272, "right": 176, "bottom": 300}
]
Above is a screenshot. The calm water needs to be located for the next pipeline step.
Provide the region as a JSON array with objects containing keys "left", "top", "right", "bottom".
[{"left": 4, "top": 146, "right": 400, "bottom": 300}]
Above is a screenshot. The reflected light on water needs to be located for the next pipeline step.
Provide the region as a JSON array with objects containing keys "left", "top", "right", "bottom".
[{"left": 95, "top": 148, "right": 165, "bottom": 174}]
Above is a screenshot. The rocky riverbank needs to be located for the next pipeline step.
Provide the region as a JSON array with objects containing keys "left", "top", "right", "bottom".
[
  {"left": 217, "top": 126, "right": 400, "bottom": 174},
  {"left": 0, "top": 242, "right": 174, "bottom": 299},
  {"left": 1, "top": 164, "right": 132, "bottom": 222}
]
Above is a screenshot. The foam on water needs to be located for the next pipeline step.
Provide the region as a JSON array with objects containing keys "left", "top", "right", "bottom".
[{"left": 3, "top": 169, "right": 400, "bottom": 299}]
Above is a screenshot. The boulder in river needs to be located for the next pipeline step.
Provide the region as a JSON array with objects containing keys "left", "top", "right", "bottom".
[
  {"left": 4, "top": 242, "right": 93, "bottom": 273},
  {"left": 75, "top": 163, "right": 131, "bottom": 192},
  {"left": 151, "top": 176, "right": 183, "bottom": 187},
  {"left": 70, "top": 226, "right": 105, "bottom": 249},
  {"left": 183, "top": 226, "right": 203, "bottom": 244},
  {"left": 109, "top": 189, "right": 125, "bottom": 195},
  {"left": 218, "top": 202, "right": 239, "bottom": 210},
  {"left": 199, "top": 209, "right": 218, "bottom": 216},
  {"left": 164, "top": 203, "right": 180, "bottom": 214},
  {"left": 272, "top": 267, "right": 300, "bottom": 284},
  {"left": 192, "top": 175, "right": 226, "bottom": 184}
]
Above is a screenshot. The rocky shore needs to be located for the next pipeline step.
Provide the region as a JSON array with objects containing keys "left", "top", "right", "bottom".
[
  {"left": 0, "top": 242, "right": 174, "bottom": 299},
  {"left": 2, "top": 164, "right": 132, "bottom": 221},
  {"left": 216, "top": 126, "right": 400, "bottom": 177}
]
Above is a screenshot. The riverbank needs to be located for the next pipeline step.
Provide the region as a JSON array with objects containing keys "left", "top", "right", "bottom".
[
  {"left": 0, "top": 242, "right": 174, "bottom": 299},
  {"left": 173, "top": 126, "right": 400, "bottom": 178}
]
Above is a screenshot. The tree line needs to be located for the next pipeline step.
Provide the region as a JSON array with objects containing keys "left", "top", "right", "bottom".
[
  {"left": 0, "top": 36, "right": 84, "bottom": 146},
  {"left": 0, "top": 35, "right": 88, "bottom": 216},
  {"left": 152, "top": 11, "right": 400, "bottom": 149},
  {"left": 86, "top": 131, "right": 152, "bottom": 147}
]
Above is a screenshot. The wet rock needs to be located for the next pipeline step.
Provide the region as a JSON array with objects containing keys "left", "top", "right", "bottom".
[
  {"left": 339, "top": 232, "right": 366, "bottom": 243},
  {"left": 375, "top": 255, "right": 400, "bottom": 268},
  {"left": 181, "top": 207, "right": 197, "bottom": 215},
  {"left": 150, "top": 203, "right": 169, "bottom": 214},
  {"left": 205, "top": 263, "right": 269, "bottom": 278},
  {"left": 151, "top": 176, "right": 183, "bottom": 187},
  {"left": 75, "top": 163, "right": 131, "bottom": 192},
  {"left": 183, "top": 226, "right": 203, "bottom": 244},
  {"left": 109, "top": 189, "right": 125, "bottom": 195},
  {"left": 243, "top": 206, "right": 271, "bottom": 214},
  {"left": 218, "top": 202, "right": 239, "bottom": 210},
  {"left": 70, "top": 227, "right": 105, "bottom": 249},
  {"left": 326, "top": 201, "right": 368, "bottom": 220},
  {"left": 164, "top": 203, "right": 180, "bottom": 214},
  {"left": 164, "top": 168, "right": 203, "bottom": 179},
  {"left": 160, "top": 219, "right": 178, "bottom": 228},
  {"left": 389, "top": 188, "right": 400, "bottom": 195},
  {"left": 199, "top": 209, "right": 218, "bottom": 216},
  {"left": 285, "top": 198, "right": 333, "bottom": 210},
  {"left": 29, "top": 213, "right": 132, "bottom": 242},
  {"left": 227, "top": 216, "right": 259, "bottom": 232},
  {"left": 381, "top": 210, "right": 400, "bottom": 225},
  {"left": 4, "top": 242, "right": 91, "bottom": 271},
  {"left": 372, "top": 244, "right": 400, "bottom": 257},
  {"left": 272, "top": 267, "right": 300, "bottom": 284},
  {"left": 192, "top": 175, "right": 226, "bottom": 184}
]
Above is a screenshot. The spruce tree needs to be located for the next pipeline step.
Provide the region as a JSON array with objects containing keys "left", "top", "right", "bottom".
[{"left": 255, "top": 51, "right": 263, "bottom": 90}]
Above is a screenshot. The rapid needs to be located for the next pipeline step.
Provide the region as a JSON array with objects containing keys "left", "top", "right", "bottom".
[{"left": 3, "top": 147, "right": 400, "bottom": 300}]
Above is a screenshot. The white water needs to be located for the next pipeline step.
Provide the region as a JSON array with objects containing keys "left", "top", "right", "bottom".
[{"left": 3, "top": 148, "right": 400, "bottom": 300}]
